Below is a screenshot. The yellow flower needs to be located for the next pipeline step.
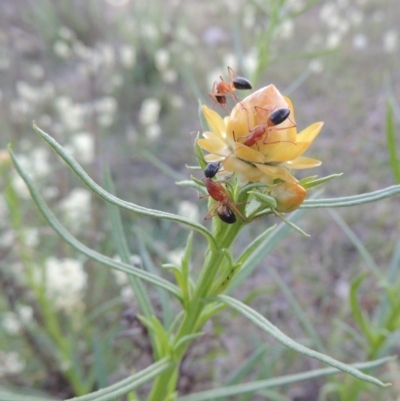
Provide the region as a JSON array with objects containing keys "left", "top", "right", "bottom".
[{"left": 198, "top": 85, "right": 323, "bottom": 185}]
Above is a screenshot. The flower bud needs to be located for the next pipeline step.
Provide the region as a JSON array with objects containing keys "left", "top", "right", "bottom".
[{"left": 269, "top": 182, "right": 306, "bottom": 212}]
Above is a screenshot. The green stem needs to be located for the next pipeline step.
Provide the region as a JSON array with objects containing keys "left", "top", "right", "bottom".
[{"left": 146, "top": 220, "right": 244, "bottom": 400}]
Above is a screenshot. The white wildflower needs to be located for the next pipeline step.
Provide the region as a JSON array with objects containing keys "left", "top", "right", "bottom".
[
  {"left": 59, "top": 188, "right": 91, "bottom": 230},
  {"left": 11, "top": 173, "right": 30, "bottom": 199},
  {"left": 53, "top": 40, "right": 71, "bottom": 58},
  {"left": 177, "top": 201, "right": 199, "bottom": 222},
  {"left": 145, "top": 124, "right": 161, "bottom": 141},
  {"left": 309, "top": 59, "right": 324, "bottom": 74},
  {"left": 2, "top": 313, "right": 21, "bottom": 335},
  {"left": 58, "top": 26, "right": 76, "bottom": 41},
  {"left": 326, "top": 32, "right": 341, "bottom": 48},
  {"left": 383, "top": 30, "right": 398, "bottom": 53},
  {"left": 17, "top": 305, "right": 33, "bottom": 325},
  {"left": 154, "top": 48, "right": 170, "bottom": 71},
  {"left": 44, "top": 257, "right": 87, "bottom": 312},
  {"left": 139, "top": 98, "right": 161, "bottom": 126},
  {"left": 0, "top": 352, "right": 25, "bottom": 377},
  {"left": 352, "top": 34, "right": 368, "bottom": 50},
  {"left": 167, "top": 248, "right": 185, "bottom": 267},
  {"left": 121, "top": 285, "right": 134, "bottom": 301},
  {"left": 120, "top": 45, "right": 136, "bottom": 68},
  {"left": 277, "top": 20, "right": 294, "bottom": 40},
  {"left": 70, "top": 132, "right": 95, "bottom": 164},
  {"left": 162, "top": 69, "right": 177, "bottom": 83},
  {"left": 22, "top": 228, "right": 39, "bottom": 247}
]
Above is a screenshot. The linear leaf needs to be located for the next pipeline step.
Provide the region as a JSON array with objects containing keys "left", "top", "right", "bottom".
[
  {"left": 218, "top": 295, "right": 390, "bottom": 387},
  {"left": 66, "top": 358, "right": 172, "bottom": 401},
  {"left": 9, "top": 149, "right": 181, "bottom": 298},
  {"left": 301, "top": 185, "right": 400, "bottom": 208},
  {"left": 175, "top": 357, "right": 393, "bottom": 401},
  {"left": 103, "top": 167, "right": 155, "bottom": 319},
  {"left": 32, "top": 124, "right": 217, "bottom": 250}
]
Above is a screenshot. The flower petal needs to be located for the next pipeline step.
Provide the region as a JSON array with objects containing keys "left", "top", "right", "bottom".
[
  {"left": 233, "top": 142, "right": 267, "bottom": 163},
  {"left": 296, "top": 122, "right": 324, "bottom": 143},
  {"left": 284, "top": 156, "right": 322, "bottom": 169},
  {"left": 202, "top": 105, "right": 226, "bottom": 140},
  {"left": 197, "top": 138, "right": 230, "bottom": 156},
  {"left": 255, "top": 163, "right": 298, "bottom": 183}
]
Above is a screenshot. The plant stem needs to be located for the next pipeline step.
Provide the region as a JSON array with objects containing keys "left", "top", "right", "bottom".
[{"left": 146, "top": 220, "right": 244, "bottom": 400}]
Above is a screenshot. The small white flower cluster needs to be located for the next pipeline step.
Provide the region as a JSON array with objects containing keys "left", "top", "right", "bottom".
[
  {"left": 0, "top": 352, "right": 25, "bottom": 377},
  {"left": 55, "top": 95, "right": 118, "bottom": 132},
  {"left": 68, "top": 132, "right": 95, "bottom": 165},
  {"left": 10, "top": 147, "right": 52, "bottom": 199},
  {"left": 58, "top": 188, "right": 91, "bottom": 232},
  {"left": 2, "top": 306, "right": 33, "bottom": 335},
  {"left": 43, "top": 257, "right": 87, "bottom": 313},
  {"left": 139, "top": 97, "right": 162, "bottom": 141}
]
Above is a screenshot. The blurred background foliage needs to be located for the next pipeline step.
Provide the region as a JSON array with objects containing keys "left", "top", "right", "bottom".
[{"left": 0, "top": 0, "right": 399, "bottom": 400}]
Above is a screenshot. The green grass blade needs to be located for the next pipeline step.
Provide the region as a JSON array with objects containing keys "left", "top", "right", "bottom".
[
  {"left": 386, "top": 100, "right": 400, "bottom": 183},
  {"left": 175, "top": 357, "right": 394, "bottom": 401},
  {"left": 377, "top": 239, "right": 400, "bottom": 326},
  {"left": 136, "top": 237, "right": 173, "bottom": 329},
  {"left": 327, "top": 209, "right": 382, "bottom": 280},
  {"left": 217, "top": 295, "right": 390, "bottom": 388},
  {"left": 269, "top": 267, "right": 325, "bottom": 353},
  {"left": 103, "top": 167, "right": 155, "bottom": 320},
  {"left": 31, "top": 124, "right": 217, "bottom": 250},
  {"left": 9, "top": 149, "right": 181, "bottom": 298}
]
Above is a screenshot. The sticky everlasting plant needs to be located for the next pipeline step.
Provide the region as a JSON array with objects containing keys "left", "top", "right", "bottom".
[{"left": 8, "top": 74, "right": 400, "bottom": 400}]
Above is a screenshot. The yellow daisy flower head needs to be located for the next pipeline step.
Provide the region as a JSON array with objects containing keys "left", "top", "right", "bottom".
[{"left": 198, "top": 84, "right": 324, "bottom": 186}]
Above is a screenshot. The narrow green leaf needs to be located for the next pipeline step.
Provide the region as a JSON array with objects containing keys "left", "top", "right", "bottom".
[
  {"left": 236, "top": 225, "right": 276, "bottom": 267},
  {"left": 182, "top": 231, "right": 193, "bottom": 283},
  {"left": 9, "top": 149, "right": 181, "bottom": 298},
  {"left": 269, "top": 267, "right": 325, "bottom": 353},
  {"left": 173, "top": 333, "right": 204, "bottom": 351},
  {"left": 218, "top": 295, "right": 390, "bottom": 387},
  {"left": 66, "top": 358, "right": 172, "bottom": 401},
  {"left": 377, "top": 239, "right": 400, "bottom": 326},
  {"left": 103, "top": 167, "right": 155, "bottom": 320},
  {"left": 142, "top": 150, "right": 186, "bottom": 181},
  {"left": 0, "top": 389, "right": 59, "bottom": 401},
  {"left": 224, "top": 346, "right": 268, "bottom": 386},
  {"left": 229, "top": 209, "right": 306, "bottom": 293},
  {"left": 136, "top": 237, "right": 173, "bottom": 329},
  {"left": 327, "top": 209, "right": 382, "bottom": 280},
  {"left": 273, "top": 211, "right": 309, "bottom": 237},
  {"left": 92, "top": 331, "right": 108, "bottom": 388},
  {"left": 30, "top": 125, "right": 217, "bottom": 250},
  {"left": 386, "top": 100, "right": 400, "bottom": 183},
  {"left": 301, "top": 185, "right": 400, "bottom": 208},
  {"left": 350, "top": 273, "right": 375, "bottom": 346},
  {"left": 301, "top": 173, "right": 343, "bottom": 190},
  {"left": 175, "top": 357, "right": 394, "bottom": 401}
]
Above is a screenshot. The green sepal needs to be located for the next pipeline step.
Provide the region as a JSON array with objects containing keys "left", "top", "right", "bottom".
[
  {"left": 300, "top": 173, "right": 343, "bottom": 190},
  {"left": 248, "top": 191, "right": 278, "bottom": 209}
]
